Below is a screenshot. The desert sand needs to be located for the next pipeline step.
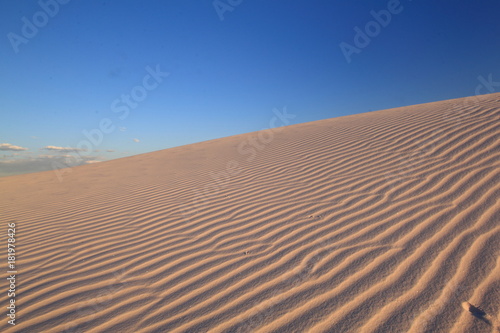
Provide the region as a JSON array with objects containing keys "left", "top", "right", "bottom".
[{"left": 1, "top": 93, "right": 499, "bottom": 333}]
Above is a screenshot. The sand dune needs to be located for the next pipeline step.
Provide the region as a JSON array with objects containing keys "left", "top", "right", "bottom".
[{"left": 1, "top": 93, "right": 499, "bottom": 332}]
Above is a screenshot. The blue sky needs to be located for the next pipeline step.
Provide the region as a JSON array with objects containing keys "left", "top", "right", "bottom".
[{"left": 1, "top": 0, "right": 500, "bottom": 176}]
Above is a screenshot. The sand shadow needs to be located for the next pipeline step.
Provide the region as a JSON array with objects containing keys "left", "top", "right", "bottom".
[{"left": 462, "top": 301, "right": 493, "bottom": 326}]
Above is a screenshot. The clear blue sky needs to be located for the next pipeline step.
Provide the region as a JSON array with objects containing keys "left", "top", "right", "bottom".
[{"left": 1, "top": 0, "right": 500, "bottom": 176}]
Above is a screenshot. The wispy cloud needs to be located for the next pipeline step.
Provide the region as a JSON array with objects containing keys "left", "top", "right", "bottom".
[
  {"left": 0, "top": 143, "right": 28, "bottom": 151},
  {"left": 0, "top": 154, "right": 99, "bottom": 177},
  {"left": 133, "top": 138, "right": 140, "bottom": 143},
  {"left": 41, "top": 145, "right": 87, "bottom": 153},
  {"left": 106, "top": 149, "right": 115, "bottom": 152}
]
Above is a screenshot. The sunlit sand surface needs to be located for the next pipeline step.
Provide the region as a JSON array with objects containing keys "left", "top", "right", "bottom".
[{"left": 1, "top": 93, "right": 499, "bottom": 332}]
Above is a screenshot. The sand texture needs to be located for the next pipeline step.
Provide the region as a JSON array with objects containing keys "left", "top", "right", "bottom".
[{"left": 1, "top": 93, "right": 499, "bottom": 332}]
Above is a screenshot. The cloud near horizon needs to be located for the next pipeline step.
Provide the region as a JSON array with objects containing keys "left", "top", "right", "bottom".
[
  {"left": 0, "top": 154, "right": 100, "bottom": 177},
  {"left": 0, "top": 143, "right": 28, "bottom": 151},
  {"left": 41, "top": 145, "right": 87, "bottom": 153}
]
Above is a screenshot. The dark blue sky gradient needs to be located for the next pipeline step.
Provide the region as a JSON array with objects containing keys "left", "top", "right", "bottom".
[{"left": 1, "top": 0, "right": 500, "bottom": 174}]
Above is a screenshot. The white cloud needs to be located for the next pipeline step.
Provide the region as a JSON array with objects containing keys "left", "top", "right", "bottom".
[
  {"left": 0, "top": 154, "right": 99, "bottom": 177},
  {"left": 119, "top": 127, "right": 127, "bottom": 132},
  {"left": 0, "top": 143, "right": 28, "bottom": 151},
  {"left": 41, "top": 145, "right": 86, "bottom": 153},
  {"left": 106, "top": 149, "right": 115, "bottom": 152},
  {"left": 133, "top": 138, "right": 140, "bottom": 143}
]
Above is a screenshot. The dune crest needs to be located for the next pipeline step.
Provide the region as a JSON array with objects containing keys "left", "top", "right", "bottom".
[{"left": 1, "top": 93, "right": 499, "bottom": 332}]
